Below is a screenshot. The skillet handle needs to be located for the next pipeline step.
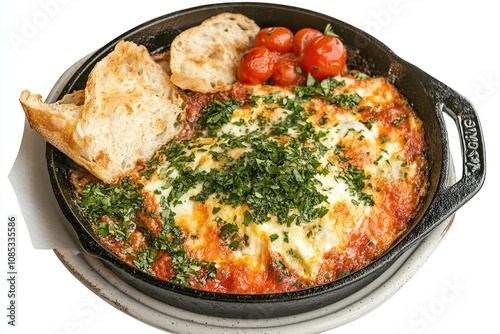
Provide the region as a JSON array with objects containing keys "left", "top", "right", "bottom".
[{"left": 425, "top": 83, "right": 486, "bottom": 230}]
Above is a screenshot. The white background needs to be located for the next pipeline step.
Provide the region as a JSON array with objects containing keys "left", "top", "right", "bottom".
[{"left": 1, "top": 0, "right": 498, "bottom": 333}]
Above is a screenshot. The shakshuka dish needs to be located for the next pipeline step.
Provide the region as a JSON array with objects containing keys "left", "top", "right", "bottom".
[{"left": 70, "top": 15, "right": 429, "bottom": 294}]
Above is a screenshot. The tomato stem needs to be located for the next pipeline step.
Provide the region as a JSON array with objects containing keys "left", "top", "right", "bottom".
[{"left": 324, "top": 23, "right": 339, "bottom": 37}]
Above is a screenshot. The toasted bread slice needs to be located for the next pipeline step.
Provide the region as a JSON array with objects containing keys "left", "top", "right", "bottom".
[
  {"left": 20, "top": 40, "right": 185, "bottom": 184},
  {"left": 169, "top": 12, "right": 259, "bottom": 93}
]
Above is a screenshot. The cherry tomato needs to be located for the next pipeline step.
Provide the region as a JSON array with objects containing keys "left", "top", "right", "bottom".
[
  {"left": 300, "top": 35, "right": 347, "bottom": 81},
  {"left": 254, "top": 27, "right": 294, "bottom": 54},
  {"left": 292, "top": 28, "right": 323, "bottom": 55},
  {"left": 237, "top": 46, "right": 276, "bottom": 84},
  {"left": 272, "top": 54, "right": 306, "bottom": 86}
]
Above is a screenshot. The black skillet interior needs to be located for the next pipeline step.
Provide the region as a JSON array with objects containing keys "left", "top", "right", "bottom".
[{"left": 46, "top": 2, "right": 485, "bottom": 319}]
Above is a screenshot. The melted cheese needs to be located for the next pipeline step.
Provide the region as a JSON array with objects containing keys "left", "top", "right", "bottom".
[
  {"left": 135, "top": 76, "right": 427, "bottom": 292},
  {"left": 87, "top": 75, "right": 428, "bottom": 294}
]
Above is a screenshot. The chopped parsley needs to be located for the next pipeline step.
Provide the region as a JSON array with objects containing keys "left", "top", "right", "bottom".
[
  {"left": 294, "top": 77, "right": 362, "bottom": 108},
  {"left": 335, "top": 165, "right": 374, "bottom": 206},
  {"left": 190, "top": 135, "right": 329, "bottom": 226},
  {"left": 392, "top": 114, "right": 408, "bottom": 126},
  {"left": 79, "top": 177, "right": 145, "bottom": 241},
  {"left": 219, "top": 222, "right": 242, "bottom": 250},
  {"left": 333, "top": 143, "right": 374, "bottom": 207},
  {"left": 79, "top": 175, "right": 217, "bottom": 287},
  {"left": 131, "top": 246, "right": 156, "bottom": 272},
  {"left": 336, "top": 270, "right": 352, "bottom": 279},
  {"left": 198, "top": 97, "right": 242, "bottom": 135}
]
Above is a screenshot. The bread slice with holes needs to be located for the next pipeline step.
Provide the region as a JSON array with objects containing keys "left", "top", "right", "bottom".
[
  {"left": 169, "top": 12, "right": 260, "bottom": 93},
  {"left": 19, "top": 40, "right": 185, "bottom": 184}
]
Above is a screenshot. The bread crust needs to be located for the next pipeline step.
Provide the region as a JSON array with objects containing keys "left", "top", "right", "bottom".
[{"left": 20, "top": 90, "right": 82, "bottom": 167}]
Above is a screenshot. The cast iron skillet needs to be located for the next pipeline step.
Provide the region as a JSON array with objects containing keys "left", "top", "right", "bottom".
[{"left": 45, "top": 2, "right": 485, "bottom": 319}]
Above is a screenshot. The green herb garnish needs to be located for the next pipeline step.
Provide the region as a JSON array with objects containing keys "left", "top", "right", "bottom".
[{"left": 79, "top": 177, "right": 145, "bottom": 241}]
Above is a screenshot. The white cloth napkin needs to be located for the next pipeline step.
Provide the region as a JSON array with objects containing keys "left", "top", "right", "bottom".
[{"left": 9, "top": 121, "right": 82, "bottom": 252}]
